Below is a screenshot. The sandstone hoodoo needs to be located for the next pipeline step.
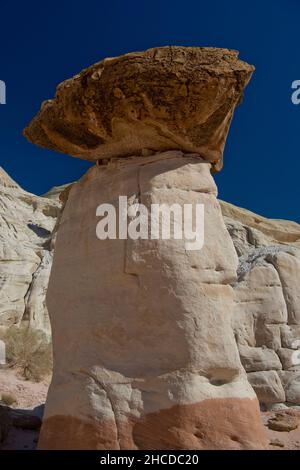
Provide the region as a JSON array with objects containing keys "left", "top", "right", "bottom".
[{"left": 24, "top": 46, "right": 268, "bottom": 450}]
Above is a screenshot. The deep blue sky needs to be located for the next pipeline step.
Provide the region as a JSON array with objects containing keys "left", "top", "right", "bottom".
[{"left": 0, "top": 0, "right": 299, "bottom": 221}]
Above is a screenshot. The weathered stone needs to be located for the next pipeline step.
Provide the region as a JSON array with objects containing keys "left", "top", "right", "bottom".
[
  {"left": 255, "top": 324, "right": 281, "bottom": 351},
  {"left": 234, "top": 264, "right": 288, "bottom": 325},
  {"left": 224, "top": 201, "right": 300, "bottom": 407},
  {"left": 37, "top": 153, "right": 266, "bottom": 450},
  {"left": 220, "top": 200, "right": 300, "bottom": 247},
  {"left": 24, "top": 47, "right": 253, "bottom": 171},
  {"left": 280, "top": 324, "right": 300, "bottom": 349},
  {"left": 278, "top": 348, "right": 300, "bottom": 371},
  {"left": 233, "top": 309, "right": 256, "bottom": 347},
  {"left": 238, "top": 345, "right": 282, "bottom": 372},
  {"left": 267, "top": 412, "right": 298, "bottom": 432},
  {"left": 0, "top": 167, "right": 62, "bottom": 335},
  {"left": 233, "top": 262, "right": 287, "bottom": 354},
  {"left": 267, "top": 252, "right": 300, "bottom": 325},
  {"left": 247, "top": 371, "right": 285, "bottom": 404},
  {"left": 222, "top": 216, "right": 270, "bottom": 257},
  {"left": 278, "top": 371, "right": 300, "bottom": 404}
]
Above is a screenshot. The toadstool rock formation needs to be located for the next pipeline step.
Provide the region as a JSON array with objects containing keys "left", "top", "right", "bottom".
[{"left": 24, "top": 46, "right": 268, "bottom": 450}]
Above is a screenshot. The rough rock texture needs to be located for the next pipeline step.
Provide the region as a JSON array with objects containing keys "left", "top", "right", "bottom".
[
  {"left": 0, "top": 167, "right": 62, "bottom": 335},
  {"left": 247, "top": 371, "right": 286, "bottom": 404},
  {"left": 38, "top": 152, "right": 266, "bottom": 450},
  {"left": 279, "top": 372, "right": 300, "bottom": 404},
  {"left": 220, "top": 201, "right": 300, "bottom": 407},
  {"left": 24, "top": 46, "right": 253, "bottom": 171},
  {"left": 268, "top": 412, "right": 299, "bottom": 432}
]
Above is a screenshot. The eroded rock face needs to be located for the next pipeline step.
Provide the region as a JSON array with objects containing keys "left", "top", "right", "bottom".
[
  {"left": 247, "top": 371, "right": 286, "bottom": 405},
  {"left": 221, "top": 201, "right": 300, "bottom": 408},
  {"left": 0, "top": 167, "right": 62, "bottom": 335},
  {"left": 39, "top": 152, "right": 266, "bottom": 450},
  {"left": 24, "top": 46, "right": 253, "bottom": 171}
]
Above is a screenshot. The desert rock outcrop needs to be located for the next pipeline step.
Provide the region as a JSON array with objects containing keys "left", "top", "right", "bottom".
[
  {"left": 0, "top": 167, "right": 62, "bottom": 335},
  {"left": 24, "top": 46, "right": 268, "bottom": 450},
  {"left": 221, "top": 201, "right": 300, "bottom": 408}
]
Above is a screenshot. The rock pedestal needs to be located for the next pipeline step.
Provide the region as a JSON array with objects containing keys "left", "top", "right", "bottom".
[
  {"left": 24, "top": 47, "right": 268, "bottom": 449},
  {"left": 38, "top": 152, "right": 266, "bottom": 449}
]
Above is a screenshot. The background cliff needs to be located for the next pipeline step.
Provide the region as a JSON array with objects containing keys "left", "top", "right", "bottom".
[{"left": 0, "top": 168, "right": 61, "bottom": 335}]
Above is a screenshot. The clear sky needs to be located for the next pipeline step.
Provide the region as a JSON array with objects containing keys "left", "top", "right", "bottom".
[{"left": 0, "top": 0, "right": 299, "bottom": 221}]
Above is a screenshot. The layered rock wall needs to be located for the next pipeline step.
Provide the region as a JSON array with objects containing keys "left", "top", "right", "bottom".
[
  {"left": 0, "top": 167, "right": 62, "bottom": 335},
  {"left": 221, "top": 201, "right": 300, "bottom": 408}
]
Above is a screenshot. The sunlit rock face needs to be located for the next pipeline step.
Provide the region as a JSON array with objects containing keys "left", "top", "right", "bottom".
[
  {"left": 0, "top": 167, "right": 62, "bottom": 335},
  {"left": 23, "top": 46, "right": 253, "bottom": 171},
  {"left": 24, "top": 47, "right": 268, "bottom": 450},
  {"left": 221, "top": 201, "right": 300, "bottom": 408},
  {"left": 38, "top": 152, "right": 266, "bottom": 450}
]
